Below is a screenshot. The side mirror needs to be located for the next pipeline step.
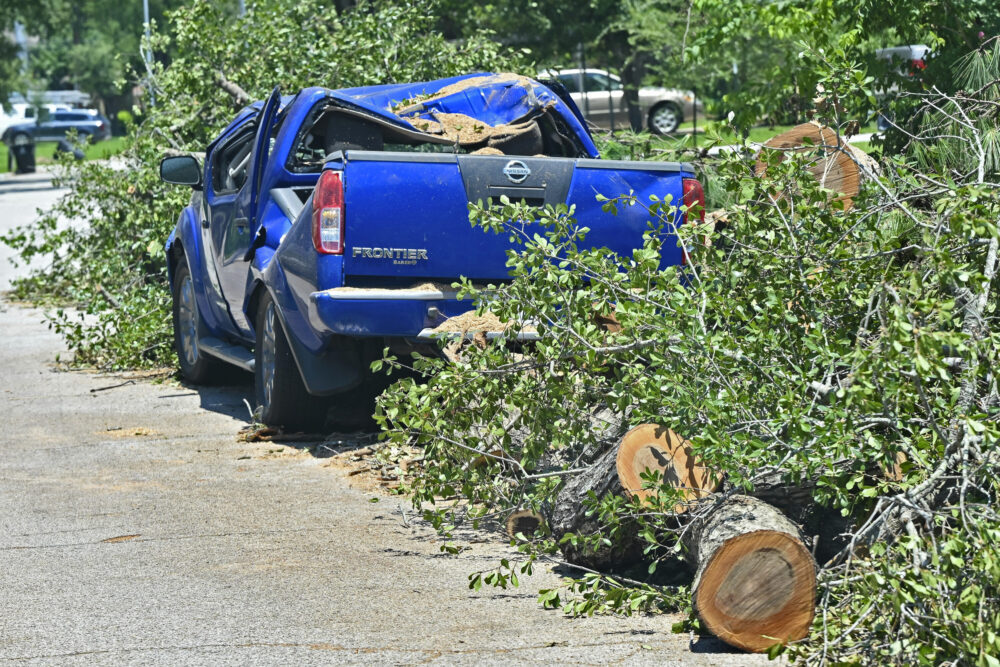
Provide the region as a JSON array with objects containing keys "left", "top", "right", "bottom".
[{"left": 160, "top": 155, "right": 202, "bottom": 187}]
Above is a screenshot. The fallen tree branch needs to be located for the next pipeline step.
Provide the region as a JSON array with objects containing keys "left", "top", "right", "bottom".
[{"left": 214, "top": 70, "right": 252, "bottom": 106}]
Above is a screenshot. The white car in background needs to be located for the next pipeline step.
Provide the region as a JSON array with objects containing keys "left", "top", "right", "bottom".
[{"left": 539, "top": 68, "right": 702, "bottom": 135}]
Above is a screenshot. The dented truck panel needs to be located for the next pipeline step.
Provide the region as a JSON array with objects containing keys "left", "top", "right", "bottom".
[{"left": 166, "top": 72, "right": 697, "bottom": 396}]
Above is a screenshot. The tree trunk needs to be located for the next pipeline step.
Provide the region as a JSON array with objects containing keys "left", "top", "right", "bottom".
[
  {"left": 551, "top": 423, "right": 718, "bottom": 569},
  {"left": 684, "top": 495, "right": 816, "bottom": 653}
]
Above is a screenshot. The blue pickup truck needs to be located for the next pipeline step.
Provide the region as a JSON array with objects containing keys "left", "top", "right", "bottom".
[{"left": 160, "top": 73, "right": 702, "bottom": 430}]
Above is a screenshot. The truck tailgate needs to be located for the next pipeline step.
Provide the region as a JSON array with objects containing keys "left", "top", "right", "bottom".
[{"left": 337, "top": 151, "right": 694, "bottom": 282}]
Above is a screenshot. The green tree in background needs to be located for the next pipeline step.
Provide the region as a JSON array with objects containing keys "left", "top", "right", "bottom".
[
  {"left": 439, "top": 0, "right": 691, "bottom": 130},
  {"left": 0, "top": 0, "right": 185, "bottom": 116},
  {"left": 691, "top": 0, "right": 1000, "bottom": 129}
]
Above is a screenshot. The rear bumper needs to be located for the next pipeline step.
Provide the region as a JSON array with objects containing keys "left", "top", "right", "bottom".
[{"left": 309, "top": 287, "right": 478, "bottom": 338}]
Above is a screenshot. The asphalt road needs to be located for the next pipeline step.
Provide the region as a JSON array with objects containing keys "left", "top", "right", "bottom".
[{"left": 0, "top": 170, "right": 764, "bottom": 665}]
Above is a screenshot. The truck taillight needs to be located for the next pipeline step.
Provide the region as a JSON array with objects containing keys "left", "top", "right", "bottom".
[
  {"left": 312, "top": 170, "right": 344, "bottom": 255},
  {"left": 681, "top": 177, "right": 705, "bottom": 265}
]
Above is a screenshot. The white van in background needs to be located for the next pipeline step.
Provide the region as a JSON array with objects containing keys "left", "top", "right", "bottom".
[{"left": 0, "top": 102, "right": 72, "bottom": 136}]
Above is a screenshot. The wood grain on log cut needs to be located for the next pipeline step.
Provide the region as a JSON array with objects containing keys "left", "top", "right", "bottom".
[
  {"left": 755, "top": 122, "right": 879, "bottom": 210},
  {"left": 616, "top": 424, "right": 719, "bottom": 510},
  {"left": 685, "top": 495, "right": 816, "bottom": 653},
  {"left": 505, "top": 509, "right": 546, "bottom": 539},
  {"left": 591, "top": 304, "right": 622, "bottom": 333}
]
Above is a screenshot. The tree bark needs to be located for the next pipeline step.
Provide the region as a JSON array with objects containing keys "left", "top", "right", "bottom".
[
  {"left": 550, "top": 444, "right": 640, "bottom": 570},
  {"left": 684, "top": 495, "right": 817, "bottom": 653}
]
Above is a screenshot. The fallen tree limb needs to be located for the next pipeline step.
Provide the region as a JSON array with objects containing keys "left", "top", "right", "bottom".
[{"left": 214, "top": 70, "right": 252, "bottom": 106}]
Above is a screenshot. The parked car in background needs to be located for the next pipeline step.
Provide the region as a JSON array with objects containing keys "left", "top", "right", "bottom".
[
  {"left": 873, "top": 45, "right": 930, "bottom": 131},
  {"left": 539, "top": 68, "right": 702, "bottom": 134},
  {"left": 2, "top": 108, "right": 111, "bottom": 145}
]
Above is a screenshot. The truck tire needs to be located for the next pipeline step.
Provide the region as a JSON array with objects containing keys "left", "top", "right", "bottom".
[
  {"left": 254, "top": 292, "right": 329, "bottom": 432},
  {"left": 172, "top": 263, "right": 225, "bottom": 384},
  {"left": 648, "top": 103, "right": 681, "bottom": 135}
]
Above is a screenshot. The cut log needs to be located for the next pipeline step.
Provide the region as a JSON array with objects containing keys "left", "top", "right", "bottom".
[
  {"left": 755, "top": 122, "right": 879, "bottom": 210},
  {"left": 616, "top": 424, "right": 719, "bottom": 509},
  {"left": 737, "top": 469, "right": 819, "bottom": 523},
  {"left": 684, "top": 495, "right": 816, "bottom": 653},
  {"left": 505, "top": 509, "right": 546, "bottom": 539},
  {"left": 551, "top": 423, "right": 718, "bottom": 569}
]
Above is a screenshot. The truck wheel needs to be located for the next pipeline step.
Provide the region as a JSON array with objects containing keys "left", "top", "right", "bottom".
[
  {"left": 12, "top": 132, "right": 31, "bottom": 146},
  {"left": 254, "top": 292, "right": 329, "bottom": 432},
  {"left": 172, "top": 263, "right": 224, "bottom": 384},
  {"left": 648, "top": 103, "right": 681, "bottom": 135}
]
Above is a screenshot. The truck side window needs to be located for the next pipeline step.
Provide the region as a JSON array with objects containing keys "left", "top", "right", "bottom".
[{"left": 211, "top": 128, "right": 255, "bottom": 194}]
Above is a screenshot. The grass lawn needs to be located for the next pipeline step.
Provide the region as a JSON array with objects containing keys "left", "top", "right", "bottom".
[{"left": 0, "top": 136, "right": 127, "bottom": 174}]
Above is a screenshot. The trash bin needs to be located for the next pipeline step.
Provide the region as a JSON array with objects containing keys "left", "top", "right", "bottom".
[{"left": 10, "top": 138, "right": 36, "bottom": 174}]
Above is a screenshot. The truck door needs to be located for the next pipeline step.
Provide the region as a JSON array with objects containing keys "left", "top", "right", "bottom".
[
  {"left": 216, "top": 87, "right": 281, "bottom": 335},
  {"left": 203, "top": 120, "right": 255, "bottom": 337}
]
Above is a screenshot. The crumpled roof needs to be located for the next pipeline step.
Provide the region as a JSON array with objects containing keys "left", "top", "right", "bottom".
[
  {"left": 325, "top": 72, "right": 598, "bottom": 157},
  {"left": 222, "top": 72, "right": 599, "bottom": 158}
]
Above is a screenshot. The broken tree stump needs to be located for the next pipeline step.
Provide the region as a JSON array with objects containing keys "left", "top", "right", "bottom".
[
  {"left": 551, "top": 424, "right": 719, "bottom": 569},
  {"left": 684, "top": 495, "right": 816, "bottom": 653},
  {"left": 755, "top": 122, "right": 879, "bottom": 210}
]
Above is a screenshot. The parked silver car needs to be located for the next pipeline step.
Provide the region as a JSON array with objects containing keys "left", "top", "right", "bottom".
[{"left": 540, "top": 68, "right": 702, "bottom": 134}]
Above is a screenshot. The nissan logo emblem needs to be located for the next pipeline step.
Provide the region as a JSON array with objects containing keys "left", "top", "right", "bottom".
[{"left": 503, "top": 160, "right": 531, "bottom": 184}]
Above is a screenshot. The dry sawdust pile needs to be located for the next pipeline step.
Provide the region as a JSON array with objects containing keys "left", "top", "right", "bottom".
[
  {"left": 393, "top": 73, "right": 549, "bottom": 154},
  {"left": 409, "top": 281, "right": 457, "bottom": 292},
  {"left": 324, "top": 282, "right": 459, "bottom": 295},
  {"left": 421, "top": 113, "right": 494, "bottom": 144},
  {"left": 432, "top": 310, "right": 508, "bottom": 333},
  {"left": 321, "top": 443, "right": 424, "bottom": 493}
]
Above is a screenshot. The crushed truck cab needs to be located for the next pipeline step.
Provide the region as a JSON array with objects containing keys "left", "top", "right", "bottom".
[{"left": 161, "top": 73, "right": 702, "bottom": 430}]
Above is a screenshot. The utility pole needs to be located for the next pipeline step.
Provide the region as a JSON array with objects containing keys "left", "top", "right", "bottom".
[
  {"left": 13, "top": 22, "right": 28, "bottom": 70},
  {"left": 143, "top": 0, "right": 154, "bottom": 105},
  {"left": 576, "top": 43, "right": 589, "bottom": 120}
]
